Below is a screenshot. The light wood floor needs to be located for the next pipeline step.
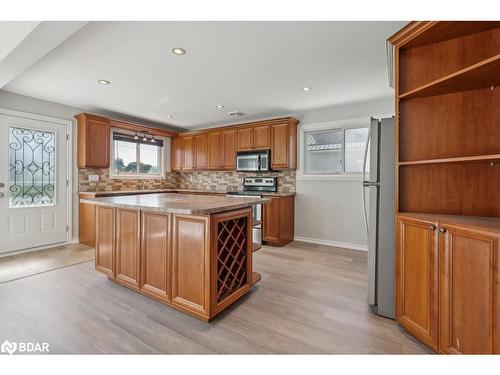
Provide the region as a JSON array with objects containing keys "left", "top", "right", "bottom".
[{"left": 0, "top": 241, "right": 430, "bottom": 354}]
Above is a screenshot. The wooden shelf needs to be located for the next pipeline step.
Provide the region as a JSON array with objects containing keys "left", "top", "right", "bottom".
[
  {"left": 398, "top": 154, "right": 500, "bottom": 166},
  {"left": 399, "top": 54, "right": 500, "bottom": 99}
]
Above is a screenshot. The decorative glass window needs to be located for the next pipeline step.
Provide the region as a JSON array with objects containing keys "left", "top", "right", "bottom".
[
  {"left": 303, "top": 126, "right": 369, "bottom": 175},
  {"left": 9, "top": 127, "right": 56, "bottom": 207},
  {"left": 111, "top": 130, "right": 164, "bottom": 177}
]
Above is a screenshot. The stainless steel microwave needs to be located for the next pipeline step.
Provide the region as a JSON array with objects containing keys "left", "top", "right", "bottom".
[{"left": 236, "top": 150, "right": 270, "bottom": 172}]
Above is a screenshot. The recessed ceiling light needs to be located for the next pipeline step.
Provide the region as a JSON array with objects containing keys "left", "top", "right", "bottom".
[
  {"left": 216, "top": 105, "right": 224, "bottom": 109},
  {"left": 166, "top": 115, "right": 173, "bottom": 119},
  {"left": 98, "top": 80, "right": 110, "bottom": 85},
  {"left": 172, "top": 47, "right": 186, "bottom": 55},
  {"left": 302, "top": 86, "right": 311, "bottom": 91}
]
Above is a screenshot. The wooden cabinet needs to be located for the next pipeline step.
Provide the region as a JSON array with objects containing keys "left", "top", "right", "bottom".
[
  {"left": 171, "top": 214, "right": 210, "bottom": 316},
  {"left": 182, "top": 136, "right": 194, "bottom": 170},
  {"left": 271, "top": 122, "right": 297, "bottom": 170},
  {"left": 95, "top": 206, "right": 115, "bottom": 276},
  {"left": 76, "top": 113, "right": 110, "bottom": 168},
  {"left": 173, "top": 117, "right": 297, "bottom": 172},
  {"left": 439, "top": 222, "right": 500, "bottom": 354},
  {"left": 253, "top": 124, "right": 271, "bottom": 149},
  {"left": 207, "top": 131, "right": 222, "bottom": 169},
  {"left": 396, "top": 215, "right": 439, "bottom": 351},
  {"left": 237, "top": 124, "right": 271, "bottom": 151},
  {"left": 79, "top": 193, "right": 96, "bottom": 247},
  {"left": 115, "top": 209, "right": 141, "bottom": 289},
  {"left": 141, "top": 212, "right": 171, "bottom": 301},
  {"left": 263, "top": 195, "right": 295, "bottom": 246},
  {"left": 171, "top": 136, "right": 183, "bottom": 171},
  {"left": 397, "top": 213, "right": 500, "bottom": 354},
  {"left": 222, "top": 129, "right": 236, "bottom": 169},
  {"left": 194, "top": 134, "right": 208, "bottom": 170},
  {"left": 237, "top": 127, "right": 254, "bottom": 151}
]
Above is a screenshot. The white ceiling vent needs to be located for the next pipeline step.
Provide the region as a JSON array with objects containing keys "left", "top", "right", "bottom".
[{"left": 228, "top": 111, "right": 245, "bottom": 117}]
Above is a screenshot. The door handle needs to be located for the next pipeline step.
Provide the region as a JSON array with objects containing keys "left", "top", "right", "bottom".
[
  {"left": 0, "top": 193, "right": 4, "bottom": 198},
  {"left": 0, "top": 183, "right": 4, "bottom": 188},
  {"left": 429, "top": 224, "right": 436, "bottom": 231},
  {"left": 439, "top": 227, "right": 447, "bottom": 233}
]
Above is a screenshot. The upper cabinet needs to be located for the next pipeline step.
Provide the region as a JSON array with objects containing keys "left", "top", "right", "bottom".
[
  {"left": 237, "top": 123, "right": 271, "bottom": 151},
  {"left": 194, "top": 133, "right": 208, "bottom": 170},
  {"left": 207, "top": 131, "right": 222, "bottom": 169},
  {"left": 76, "top": 112, "right": 177, "bottom": 170},
  {"left": 76, "top": 114, "right": 111, "bottom": 168},
  {"left": 182, "top": 136, "right": 194, "bottom": 170},
  {"left": 221, "top": 129, "right": 236, "bottom": 169},
  {"left": 237, "top": 127, "right": 254, "bottom": 151},
  {"left": 271, "top": 120, "right": 297, "bottom": 170},
  {"left": 171, "top": 117, "right": 298, "bottom": 172},
  {"left": 253, "top": 124, "right": 271, "bottom": 149},
  {"left": 171, "top": 136, "right": 183, "bottom": 171}
]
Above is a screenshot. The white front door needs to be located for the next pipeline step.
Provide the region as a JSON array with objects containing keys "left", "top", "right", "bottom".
[{"left": 0, "top": 110, "right": 69, "bottom": 254}]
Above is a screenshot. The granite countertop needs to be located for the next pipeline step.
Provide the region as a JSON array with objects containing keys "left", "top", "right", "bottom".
[
  {"left": 79, "top": 189, "right": 295, "bottom": 197},
  {"left": 80, "top": 193, "right": 271, "bottom": 215}
]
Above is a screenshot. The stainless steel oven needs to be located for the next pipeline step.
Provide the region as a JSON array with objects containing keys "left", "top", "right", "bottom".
[
  {"left": 226, "top": 177, "right": 277, "bottom": 252},
  {"left": 236, "top": 150, "right": 270, "bottom": 172}
]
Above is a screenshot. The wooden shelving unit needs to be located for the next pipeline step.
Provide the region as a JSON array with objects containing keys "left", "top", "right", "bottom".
[{"left": 389, "top": 21, "right": 500, "bottom": 354}]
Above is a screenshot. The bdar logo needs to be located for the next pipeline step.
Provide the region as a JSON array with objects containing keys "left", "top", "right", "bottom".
[{"left": 1, "top": 340, "right": 17, "bottom": 355}]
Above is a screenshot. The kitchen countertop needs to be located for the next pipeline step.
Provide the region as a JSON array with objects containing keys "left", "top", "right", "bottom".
[
  {"left": 79, "top": 189, "right": 295, "bottom": 197},
  {"left": 80, "top": 192, "right": 270, "bottom": 215}
]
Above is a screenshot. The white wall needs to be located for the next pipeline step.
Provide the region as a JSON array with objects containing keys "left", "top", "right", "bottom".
[
  {"left": 292, "top": 96, "right": 394, "bottom": 250},
  {"left": 0, "top": 90, "right": 83, "bottom": 240}
]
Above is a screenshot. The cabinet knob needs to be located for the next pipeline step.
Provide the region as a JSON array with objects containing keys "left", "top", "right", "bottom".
[
  {"left": 428, "top": 224, "right": 436, "bottom": 231},
  {"left": 438, "top": 227, "right": 447, "bottom": 233}
]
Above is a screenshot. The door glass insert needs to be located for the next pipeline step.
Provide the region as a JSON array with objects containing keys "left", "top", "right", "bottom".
[{"left": 9, "top": 127, "right": 56, "bottom": 207}]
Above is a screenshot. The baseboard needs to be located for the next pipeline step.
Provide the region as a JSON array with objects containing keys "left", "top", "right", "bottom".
[
  {"left": 293, "top": 236, "right": 368, "bottom": 252},
  {"left": 69, "top": 237, "right": 80, "bottom": 244}
]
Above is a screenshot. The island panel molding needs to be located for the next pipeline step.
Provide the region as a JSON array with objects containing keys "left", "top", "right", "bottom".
[{"left": 140, "top": 211, "right": 171, "bottom": 301}]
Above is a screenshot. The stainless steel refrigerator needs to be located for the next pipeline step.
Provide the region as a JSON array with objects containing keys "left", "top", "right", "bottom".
[{"left": 362, "top": 117, "right": 396, "bottom": 319}]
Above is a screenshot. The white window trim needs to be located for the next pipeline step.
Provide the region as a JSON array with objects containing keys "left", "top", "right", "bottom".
[
  {"left": 109, "top": 128, "right": 170, "bottom": 180},
  {"left": 297, "top": 117, "right": 371, "bottom": 181}
]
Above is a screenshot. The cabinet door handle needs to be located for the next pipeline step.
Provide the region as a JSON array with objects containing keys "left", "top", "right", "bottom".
[
  {"left": 429, "top": 224, "right": 436, "bottom": 231},
  {"left": 438, "top": 227, "right": 447, "bottom": 233}
]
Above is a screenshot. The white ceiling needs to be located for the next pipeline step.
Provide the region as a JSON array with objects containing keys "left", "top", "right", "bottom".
[{"left": 1, "top": 21, "right": 405, "bottom": 130}]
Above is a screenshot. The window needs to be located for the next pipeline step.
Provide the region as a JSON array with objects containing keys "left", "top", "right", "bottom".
[
  {"left": 303, "top": 125, "right": 369, "bottom": 176},
  {"left": 9, "top": 127, "right": 56, "bottom": 207},
  {"left": 110, "top": 130, "right": 165, "bottom": 177}
]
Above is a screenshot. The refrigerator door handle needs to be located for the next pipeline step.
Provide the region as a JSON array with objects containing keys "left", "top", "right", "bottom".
[{"left": 361, "top": 125, "right": 371, "bottom": 237}]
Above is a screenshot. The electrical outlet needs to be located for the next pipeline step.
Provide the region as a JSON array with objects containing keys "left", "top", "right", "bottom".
[{"left": 88, "top": 174, "right": 99, "bottom": 182}]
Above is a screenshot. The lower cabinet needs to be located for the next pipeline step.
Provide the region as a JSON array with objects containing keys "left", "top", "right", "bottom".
[
  {"left": 439, "top": 222, "right": 500, "bottom": 354},
  {"left": 263, "top": 195, "right": 295, "bottom": 246},
  {"left": 95, "top": 206, "right": 115, "bottom": 276},
  {"left": 396, "top": 216, "right": 439, "bottom": 350},
  {"left": 396, "top": 214, "right": 500, "bottom": 354}
]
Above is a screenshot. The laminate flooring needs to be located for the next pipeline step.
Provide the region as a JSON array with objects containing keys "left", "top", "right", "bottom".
[{"left": 0, "top": 241, "right": 430, "bottom": 354}]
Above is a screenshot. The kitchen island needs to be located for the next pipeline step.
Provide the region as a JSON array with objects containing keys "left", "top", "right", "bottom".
[{"left": 80, "top": 193, "right": 269, "bottom": 321}]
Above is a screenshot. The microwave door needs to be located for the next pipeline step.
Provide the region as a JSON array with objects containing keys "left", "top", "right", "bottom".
[{"left": 237, "top": 155, "right": 259, "bottom": 171}]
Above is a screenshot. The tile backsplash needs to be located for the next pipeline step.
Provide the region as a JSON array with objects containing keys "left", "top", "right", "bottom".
[
  {"left": 78, "top": 168, "right": 178, "bottom": 192},
  {"left": 78, "top": 168, "right": 295, "bottom": 193},
  {"left": 176, "top": 170, "right": 296, "bottom": 193}
]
